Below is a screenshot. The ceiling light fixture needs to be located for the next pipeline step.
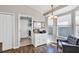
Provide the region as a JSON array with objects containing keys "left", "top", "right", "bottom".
[{"left": 48, "top": 5, "right": 57, "bottom": 19}]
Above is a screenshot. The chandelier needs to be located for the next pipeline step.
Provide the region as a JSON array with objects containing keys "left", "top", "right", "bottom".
[{"left": 48, "top": 5, "right": 57, "bottom": 19}]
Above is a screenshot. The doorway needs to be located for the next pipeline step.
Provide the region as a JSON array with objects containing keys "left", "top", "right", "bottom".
[
  {"left": 19, "top": 15, "right": 33, "bottom": 47},
  {"left": 47, "top": 18, "right": 57, "bottom": 43},
  {"left": 47, "top": 18, "right": 53, "bottom": 43}
]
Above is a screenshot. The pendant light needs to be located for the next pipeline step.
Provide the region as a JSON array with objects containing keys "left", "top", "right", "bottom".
[{"left": 48, "top": 5, "right": 57, "bottom": 19}]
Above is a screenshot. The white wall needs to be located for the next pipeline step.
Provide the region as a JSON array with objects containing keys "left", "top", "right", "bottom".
[
  {"left": 20, "top": 19, "right": 29, "bottom": 38},
  {"left": 0, "top": 13, "right": 15, "bottom": 50},
  {"left": 0, "top": 5, "right": 45, "bottom": 48},
  {"left": 0, "top": 5, "right": 45, "bottom": 21}
]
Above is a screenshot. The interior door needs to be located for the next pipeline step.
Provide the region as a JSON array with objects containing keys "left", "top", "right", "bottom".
[{"left": 0, "top": 13, "right": 15, "bottom": 50}]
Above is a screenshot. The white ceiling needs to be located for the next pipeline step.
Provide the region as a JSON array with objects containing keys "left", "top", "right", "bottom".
[
  {"left": 28, "top": 5, "right": 59, "bottom": 14},
  {"left": 28, "top": 5, "right": 79, "bottom": 16},
  {"left": 54, "top": 5, "right": 78, "bottom": 16}
]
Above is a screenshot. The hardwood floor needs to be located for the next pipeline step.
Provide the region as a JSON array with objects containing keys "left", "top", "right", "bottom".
[
  {"left": 2, "top": 44, "right": 57, "bottom": 53},
  {"left": 20, "top": 38, "right": 32, "bottom": 46},
  {"left": 35, "top": 44, "right": 57, "bottom": 53}
]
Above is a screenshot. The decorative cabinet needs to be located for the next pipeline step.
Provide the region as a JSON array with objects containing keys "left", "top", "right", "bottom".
[{"left": 34, "top": 33, "right": 47, "bottom": 47}]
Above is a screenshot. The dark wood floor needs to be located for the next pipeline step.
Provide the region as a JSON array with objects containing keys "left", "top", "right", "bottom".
[{"left": 2, "top": 44, "right": 57, "bottom": 53}]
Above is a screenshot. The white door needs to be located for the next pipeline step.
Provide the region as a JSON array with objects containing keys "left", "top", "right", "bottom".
[{"left": 0, "top": 13, "right": 15, "bottom": 50}]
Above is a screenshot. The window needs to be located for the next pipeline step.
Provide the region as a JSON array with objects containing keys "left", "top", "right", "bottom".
[
  {"left": 57, "top": 14, "right": 72, "bottom": 37},
  {"left": 75, "top": 10, "right": 79, "bottom": 37},
  {"left": 75, "top": 16, "right": 79, "bottom": 36},
  {"left": 58, "top": 26, "right": 72, "bottom": 37}
]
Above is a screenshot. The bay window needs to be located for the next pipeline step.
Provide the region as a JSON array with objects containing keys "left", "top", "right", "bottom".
[
  {"left": 57, "top": 14, "right": 72, "bottom": 37},
  {"left": 75, "top": 16, "right": 79, "bottom": 36}
]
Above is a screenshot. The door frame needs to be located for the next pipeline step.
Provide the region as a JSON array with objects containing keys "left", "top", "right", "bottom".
[{"left": 18, "top": 14, "right": 33, "bottom": 47}]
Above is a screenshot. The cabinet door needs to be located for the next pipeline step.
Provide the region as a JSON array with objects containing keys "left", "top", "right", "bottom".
[
  {"left": 0, "top": 13, "right": 15, "bottom": 50},
  {"left": 35, "top": 34, "right": 40, "bottom": 46},
  {"left": 40, "top": 34, "right": 47, "bottom": 45}
]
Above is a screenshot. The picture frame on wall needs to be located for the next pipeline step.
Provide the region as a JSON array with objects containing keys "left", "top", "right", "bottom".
[
  {"left": 33, "top": 21, "right": 41, "bottom": 29},
  {"left": 41, "top": 22, "right": 45, "bottom": 28},
  {"left": 33, "top": 21, "right": 45, "bottom": 29}
]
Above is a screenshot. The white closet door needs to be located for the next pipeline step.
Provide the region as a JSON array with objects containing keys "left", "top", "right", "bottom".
[{"left": 0, "top": 13, "right": 15, "bottom": 50}]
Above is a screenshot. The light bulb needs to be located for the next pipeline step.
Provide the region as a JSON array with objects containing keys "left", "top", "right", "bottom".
[
  {"left": 54, "top": 16, "right": 57, "bottom": 19},
  {"left": 48, "top": 15, "right": 57, "bottom": 19}
]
